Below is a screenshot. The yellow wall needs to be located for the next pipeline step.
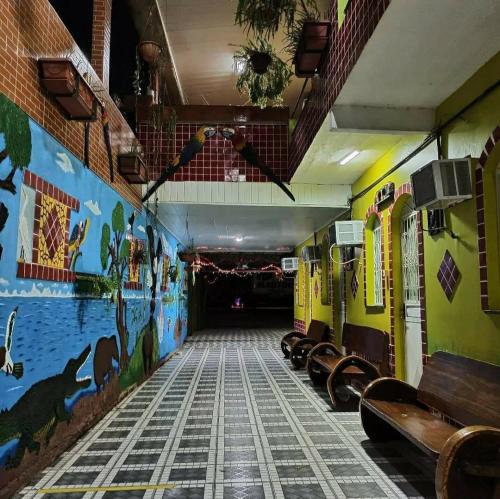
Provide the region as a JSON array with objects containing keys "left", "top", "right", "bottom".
[
  {"left": 294, "top": 227, "right": 334, "bottom": 331},
  {"left": 293, "top": 52, "right": 500, "bottom": 373}
]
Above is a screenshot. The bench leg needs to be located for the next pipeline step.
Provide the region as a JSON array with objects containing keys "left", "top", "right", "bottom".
[
  {"left": 306, "top": 359, "right": 329, "bottom": 385},
  {"left": 327, "top": 357, "right": 381, "bottom": 409},
  {"left": 281, "top": 341, "right": 290, "bottom": 359},
  {"left": 360, "top": 404, "right": 403, "bottom": 442},
  {"left": 290, "top": 339, "right": 317, "bottom": 370},
  {"left": 436, "top": 426, "right": 500, "bottom": 499}
]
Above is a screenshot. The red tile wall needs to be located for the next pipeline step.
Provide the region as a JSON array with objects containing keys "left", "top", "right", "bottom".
[
  {"left": 288, "top": 0, "right": 391, "bottom": 178},
  {"left": 0, "top": 0, "right": 141, "bottom": 207},
  {"left": 138, "top": 123, "right": 289, "bottom": 182}
]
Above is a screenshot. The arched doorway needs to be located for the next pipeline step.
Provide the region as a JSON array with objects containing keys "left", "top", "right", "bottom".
[{"left": 389, "top": 185, "right": 426, "bottom": 385}]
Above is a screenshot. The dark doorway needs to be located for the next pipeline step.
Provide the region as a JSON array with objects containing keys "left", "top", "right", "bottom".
[{"left": 201, "top": 273, "right": 293, "bottom": 329}]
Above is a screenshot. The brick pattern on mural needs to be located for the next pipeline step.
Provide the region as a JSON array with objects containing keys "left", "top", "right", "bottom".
[
  {"left": 138, "top": 123, "right": 289, "bottom": 183},
  {"left": 17, "top": 171, "right": 79, "bottom": 282},
  {"left": 288, "top": 0, "right": 391, "bottom": 178}
]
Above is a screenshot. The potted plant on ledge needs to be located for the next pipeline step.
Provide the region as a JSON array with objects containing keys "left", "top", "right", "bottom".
[
  {"left": 118, "top": 139, "right": 147, "bottom": 184},
  {"left": 234, "top": 39, "right": 292, "bottom": 109}
]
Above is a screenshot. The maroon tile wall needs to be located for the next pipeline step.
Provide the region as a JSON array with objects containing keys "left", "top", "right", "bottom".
[
  {"left": 288, "top": 0, "right": 391, "bottom": 178},
  {"left": 138, "top": 123, "right": 289, "bottom": 183}
]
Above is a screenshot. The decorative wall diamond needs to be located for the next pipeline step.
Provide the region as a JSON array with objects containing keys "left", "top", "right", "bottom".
[
  {"left": 351, "top": 273, "right": 359, "bottom": 299},
  {"left": 437, "top": 250, "right": 460, "bottom": 300}
]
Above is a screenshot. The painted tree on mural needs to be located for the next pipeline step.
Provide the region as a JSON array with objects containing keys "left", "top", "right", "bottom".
[
  {"left": 0, "top": 94, "right": 32, "bottom": 194},
  {"left": 100, "top": 201, "right": 131, "bottom": 368}
]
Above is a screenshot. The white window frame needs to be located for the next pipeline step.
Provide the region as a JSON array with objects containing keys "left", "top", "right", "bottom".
[
  {"left": 372, "top": 218, "right": 383, "bottom": 306},
  {"left": 401, "top": 209, "right": 420, "bottom": 306}
]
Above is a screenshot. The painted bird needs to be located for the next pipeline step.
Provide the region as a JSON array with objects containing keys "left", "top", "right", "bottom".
[
  {"left": 220, "top": 128, "right": 295, "bottom": 202},
  {"left": 0, "top": 307, "right": 23, "bottom": 379},
  {"left": 68, "top": 218, "right": 90, "bottom": 270},
  {"left": 142, "top": 125, "right": 217, "bottom": 203}
]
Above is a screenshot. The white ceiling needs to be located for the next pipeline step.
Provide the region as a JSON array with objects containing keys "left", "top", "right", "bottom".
[
  {"left": 336, "top": 0, "right": 500, "bottom": 108},
  {"left": 291, "top": 115, "right": 411, "bottom": 184},
  {"left": 157, "top": 203, "right": 343, "bottom": 252},
  {"left": 159, "top": 0, "right": 329, "bottom": 108}
]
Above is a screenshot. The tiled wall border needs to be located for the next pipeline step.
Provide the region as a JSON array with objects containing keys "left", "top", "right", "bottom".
[{"left": 475, "top": 126, "right": 500, "bottom": 311}]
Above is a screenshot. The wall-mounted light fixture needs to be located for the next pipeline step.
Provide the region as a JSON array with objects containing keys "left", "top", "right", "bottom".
[{"left": 340, "top": 150, "right": 360, "bottom": 165}]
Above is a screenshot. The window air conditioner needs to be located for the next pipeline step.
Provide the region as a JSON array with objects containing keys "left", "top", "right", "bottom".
[
  {"left": 301, "top": 245, "right": 321, "bottom": 263},
  {"left": 281, "top": 257, "right": 299, "bottom": 273},
  {"left": 411, "top": 158, "right": 472, "bottom": 210},
  {"left": 329, "top": 221, "right": 364, "bottom": 246}
]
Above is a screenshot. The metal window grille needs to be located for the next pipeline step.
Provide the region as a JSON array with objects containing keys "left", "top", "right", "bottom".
[
  {"left": 373, "top": 220, "right": 383, "bottom": 306},
  {"left": 401, "top": 210, "right": 420, "bottom": 305}
]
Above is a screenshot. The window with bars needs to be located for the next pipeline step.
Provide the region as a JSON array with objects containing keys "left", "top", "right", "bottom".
[
  {"left": 401, "top": 211, "right": 420, "bottom": 305},
  {"left": 372, "top": 218, "right": 383, "bottom": 306}
]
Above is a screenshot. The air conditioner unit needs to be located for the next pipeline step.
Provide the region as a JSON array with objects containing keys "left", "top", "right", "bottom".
[
  {"left": 301, "top": 245, "right": 321, "bottom": 263},
  {"left": 411, "top": 158, "right": 472, "bottom": 210},
  {"left": 329, "top": 221, "right": 364, "bottom": 246},
  {"left": 281, "top": 257, "right": 299, "bottom": 273}
]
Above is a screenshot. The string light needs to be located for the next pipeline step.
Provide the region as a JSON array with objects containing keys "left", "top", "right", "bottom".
[{"left": 197, "top": 257, "right": 283, "bottom": 279}]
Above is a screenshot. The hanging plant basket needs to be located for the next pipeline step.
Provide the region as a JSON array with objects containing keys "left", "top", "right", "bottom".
[
  {"left": 118, "top": 152, "right": 146, "bottom": 184},
  {"left": 249, "top": 51, "right": 272, "bottom": 74},
  {"left": 138, "top": 41, "right": 162, "bottom": 66},
  {"left": 38, "top": 58, "right": 98, "bottom": 121},
  {"left": 234, "top": 39, "right": 293, "bottom": 108},
  {"left": 293, "top": 21, "right": 331, "bottom": 77}
]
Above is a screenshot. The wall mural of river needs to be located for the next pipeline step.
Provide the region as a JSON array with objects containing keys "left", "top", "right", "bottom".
[{"left": 0, "top": 93, "right": 188, "bottom": 493}]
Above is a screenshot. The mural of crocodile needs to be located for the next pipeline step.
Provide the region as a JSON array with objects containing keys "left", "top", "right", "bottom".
[{"left": 0, "top": 345, "right": 92, "bottom": 467}]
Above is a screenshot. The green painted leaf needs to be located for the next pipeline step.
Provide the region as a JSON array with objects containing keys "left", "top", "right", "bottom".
[
  {"left": 100, "top": 223, "right": 111, "bottom": 270},
  {"left": 119, "top": 238, "right": 131, "bottom": 263},
  {"left": 112, "top": 202, "right": 125, "bottom": 234}
]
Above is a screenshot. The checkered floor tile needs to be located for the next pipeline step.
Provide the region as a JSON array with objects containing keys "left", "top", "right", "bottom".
[{"left": 15, "top": 328, "right": 436, "bottom": 498}]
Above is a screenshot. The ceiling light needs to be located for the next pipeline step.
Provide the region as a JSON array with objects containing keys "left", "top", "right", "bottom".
[
  {"left": 233, "top": 56, "right": 246, "bottom": 75},
  {"left": 340, "top": 150, "right": 360, "bottom": 165},
  {"left": 235, "top": 236, "right": 244, "bottom": 243}
]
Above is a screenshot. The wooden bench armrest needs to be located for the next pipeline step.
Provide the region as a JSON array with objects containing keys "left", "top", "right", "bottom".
[
  {"left": 436, "top": 425, "right": 500, "bottom": 498},
  {"left": 362, "top": 377, "right": 418, "bottom": 404},
  {"left": 309, "top": 342, "right": 342, "bottom": 358},
  {"left": 331, "top": 355, "right": 381, "bottom": 379},
  {"left": 281, "top": 331, "right": 306, "bottom": 343}
]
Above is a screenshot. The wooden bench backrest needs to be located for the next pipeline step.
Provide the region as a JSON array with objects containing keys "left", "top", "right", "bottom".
[
  {"left": 306, "top": 320, "right": 330, "bottom": 343},
  {"left": 342, "top": 323, "right": 389, "bottom": 375},
  {"left": 417, "top": 351, "right": 500, "bottom": 428}
]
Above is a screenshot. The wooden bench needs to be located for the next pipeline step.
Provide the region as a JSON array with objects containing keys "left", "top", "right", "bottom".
[
  {"left": 280, "top": 320, "right": 330, "bottom": 369},
  {"left": 360, "top": 351, "right": 500, "bottom": 499},
  {"left": 306, "top": 322, "right": 389, "bottom": 408}
]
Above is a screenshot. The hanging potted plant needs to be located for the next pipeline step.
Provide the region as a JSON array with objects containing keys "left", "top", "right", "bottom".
[
  {"left": 118, "top": 139, "right": 147, "bottom": 184},
  {"left": 138, "top": 41, "right": 162, "bottom": 66},
  {"left": 235, "top": 0, "right": 318, "bottom": 39},
  {"left": 234, "top": 39, "right": 292, "bottom": 108}
]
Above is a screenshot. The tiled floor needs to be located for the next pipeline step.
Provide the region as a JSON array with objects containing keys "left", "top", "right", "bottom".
[{"left": 17, "top": 328, "right": 436, "bottom": 499}]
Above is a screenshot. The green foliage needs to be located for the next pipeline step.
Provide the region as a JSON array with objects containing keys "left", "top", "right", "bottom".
[
  {"left": 235, "top": 39, "right": 292, "bottom": 109},
  {"left": 235, "top": 0, "right": 319, "bottom": 39},
  {"left": 112, "top": 202, "right": 125, "bottom": 234},
  {"left": 119, "top": 320, "right": 159, "bottom": 390},
  {"left": 284, "top": 3, "right": 321, "bottom": 58},
  {"left": 0, "top": 94, "right": 32, "bottom": 169},
  {"left": 119, "top": 238, "right": 131, "bottom": 264},
  {"left": 100, "top": 223, "right": 111, "bottom": 270},
  {"left": 74, "top": 273, "right": 115, "bottom": 298}
]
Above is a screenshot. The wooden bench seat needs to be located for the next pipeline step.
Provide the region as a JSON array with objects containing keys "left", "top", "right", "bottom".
[
  {"left": 360, "top": 351, "right": 500, "bottom": 499},
  {"left": 306, "top": 323, "right": 388, "bottom": 408},
  {"left": 280, "top": 320, "right": 329, "bottom": 369}
]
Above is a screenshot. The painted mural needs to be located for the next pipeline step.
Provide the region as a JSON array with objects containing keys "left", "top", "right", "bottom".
[{"left": 0, "top": 94, "right": 188, "bottom": 485}]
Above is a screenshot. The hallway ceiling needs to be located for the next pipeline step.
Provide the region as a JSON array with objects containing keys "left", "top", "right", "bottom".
[
  {"left": 156, "top": 203, "right": 343, "bottom": 252},
  {"left": 158, "top": 0, "right": 329, "bottom": 109}
]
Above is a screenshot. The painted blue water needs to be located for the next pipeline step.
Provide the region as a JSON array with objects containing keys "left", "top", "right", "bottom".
[{"left": 0, "top": 295, "right": 186, "bottom": 411}]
